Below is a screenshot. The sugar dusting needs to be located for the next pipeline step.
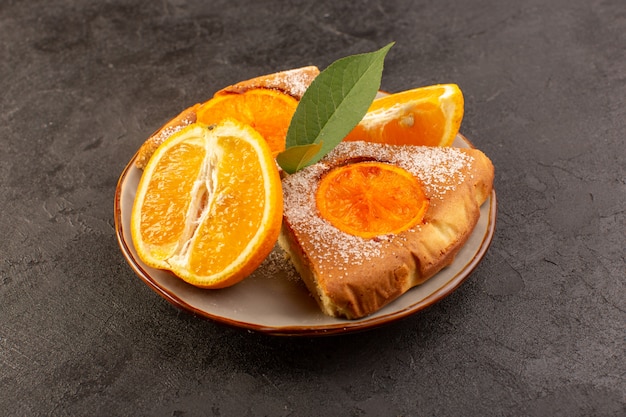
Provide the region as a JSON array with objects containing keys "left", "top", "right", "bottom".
[
  {"left": 264, "top": 70, "right": 313, "bottom": 98},
  {"left": 151, "top": 114, "right": 195, "bottom": 149},
  {"left": 281, "top": 141, "right": 474, "bottom": 267},
  {"left": 155, "top": 124, "right": 186, "bottom": 146},
  {"left": 251, "top": 244, "right": 301, "bottom": 282}
]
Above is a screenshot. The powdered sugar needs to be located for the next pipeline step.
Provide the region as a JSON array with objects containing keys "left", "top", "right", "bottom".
[
  {"left": 265, "top": 70, "right": 313, "bottom": 98},
  {"left": 151, "top": 115, "right": 195, "bottom": 149},
  {"left": 251, "top": 244, "right": 301, "bottom": 282},
  {"left": 160, "top": 123, "right": 188, "bottom": 139}
]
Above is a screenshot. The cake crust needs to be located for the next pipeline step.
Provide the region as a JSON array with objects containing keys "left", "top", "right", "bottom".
[
  {"left": 279, "top": 141, "right": 494, "bottom": 319},
  {"left": 216, "top": 66, "right": 319, "bottom": 100}
]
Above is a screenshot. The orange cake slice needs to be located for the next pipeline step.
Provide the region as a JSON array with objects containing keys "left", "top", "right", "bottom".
[{"left": 278, "top": 141, "right": 494, "bottom": 319}]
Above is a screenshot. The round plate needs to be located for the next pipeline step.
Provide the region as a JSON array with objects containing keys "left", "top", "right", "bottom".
[{"left": 114, "top": 134, "right": 497, "bottom": 336}]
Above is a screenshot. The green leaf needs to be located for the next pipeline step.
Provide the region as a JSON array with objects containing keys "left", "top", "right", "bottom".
[
  {"left": 275, "top": 142, "right": 323, "bottom": 174},
  {"left": 277, "top": 42, "right": 394, "bottom": 172}
]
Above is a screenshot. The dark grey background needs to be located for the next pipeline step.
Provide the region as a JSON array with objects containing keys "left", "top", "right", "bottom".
[{"left": 1, "top": 0, "right": 624, "bottom": 416}]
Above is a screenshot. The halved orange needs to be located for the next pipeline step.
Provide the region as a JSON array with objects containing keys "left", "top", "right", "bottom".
[
  {"left": 196, "top": 88, "right": 299, "bottom": 157},
  {"left": 344, "top": 84, "right": 464, "bottom": 147},
  {"left": 131, "top": 119, "right": 283, "bottom": 288},
  {"left": 315, "top": 161, "right": 429, "bottom": 238}
]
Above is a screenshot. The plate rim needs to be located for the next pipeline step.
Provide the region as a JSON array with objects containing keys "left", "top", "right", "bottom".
[{"left": 114, "top": 134, "right": 497, "bottom": 336}]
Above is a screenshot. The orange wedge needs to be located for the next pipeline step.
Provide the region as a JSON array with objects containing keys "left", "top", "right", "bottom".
[
  {"left": 131, "top": 119, "right": 283, "bottom": 288},
  {"left": 196, "top": 88, "right": 298, "bottom": 157},
  {"left": 344, "top": 84, "right": 464, "bottom": 147},
  {"left": 315, "top": 162, "right": 429, "bottom": 238}
]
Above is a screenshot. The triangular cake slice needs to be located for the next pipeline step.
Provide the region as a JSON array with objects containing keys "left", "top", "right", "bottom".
[{"left": 278, "top": 141, "right": 494, "bottom": 319}]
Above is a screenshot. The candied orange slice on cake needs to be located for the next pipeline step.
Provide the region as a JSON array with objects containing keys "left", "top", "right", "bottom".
[
  {"left": 344, "top": 84, "right": 464, "bottom": 147},
  {"left": 316, "top": 162, "right": 429, "bottom": 239},
  {"left": 130, "top": 119, "right": 283, "bottom": 288}
]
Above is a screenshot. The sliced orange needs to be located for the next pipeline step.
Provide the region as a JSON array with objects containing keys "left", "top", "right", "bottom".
[
  {"left": 195, "top": 88, "right": 298, "bottom": 157},
  {"left": 344, "top": 84, "right": 464, "bottom": 147},
  {"left": 315, "top": 162, "right": 429, "bottom": 238},
  {"left": 131, "top": 119, "right": 283, "bottom": 288}
]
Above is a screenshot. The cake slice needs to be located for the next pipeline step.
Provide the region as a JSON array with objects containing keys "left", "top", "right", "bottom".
[{"left": 278, "top": 141, "right": 494, "bottom": 319}]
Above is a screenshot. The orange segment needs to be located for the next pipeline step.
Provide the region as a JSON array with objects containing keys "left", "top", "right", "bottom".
[
  {"left": 183, "top": 133, "right": 270, "bottom": 278},
  {"left": 315, "top": 162, "right": 429, "bottom": 238},
  {"left": 131, "top": 119, "right": 283, "bottom": 288},
  {"left": 135, "top": 138, "right": 206, "bottom": 262},
  {"left": 195, "top": 88, "right": 299, "bottom": 157},
  {"left": 344, "top": 84, "right": 464, "bottom": 147}
]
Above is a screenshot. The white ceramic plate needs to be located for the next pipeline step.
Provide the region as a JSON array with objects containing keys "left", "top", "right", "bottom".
[{"left": 114, "top": 134, "right": 497, "bottom": 336}]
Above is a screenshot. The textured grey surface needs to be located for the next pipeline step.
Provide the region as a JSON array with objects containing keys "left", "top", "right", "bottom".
[{"left": 1, "top": 0, "right": 625, "bottom": 416}]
